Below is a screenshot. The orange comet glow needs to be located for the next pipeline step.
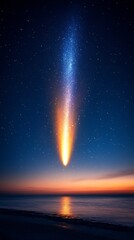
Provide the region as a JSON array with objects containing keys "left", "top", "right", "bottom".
[{"left": 56, "top": 101, "right": 76, "bottom": 166}]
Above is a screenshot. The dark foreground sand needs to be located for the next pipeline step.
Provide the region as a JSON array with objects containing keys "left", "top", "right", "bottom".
[{"left": 0, "top": 208, "right": 134, "bottom": 240}]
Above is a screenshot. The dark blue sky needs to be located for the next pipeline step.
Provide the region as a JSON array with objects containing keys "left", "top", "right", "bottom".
[{"left": 0, "top": 0, "right": 134, "bottom": 193}]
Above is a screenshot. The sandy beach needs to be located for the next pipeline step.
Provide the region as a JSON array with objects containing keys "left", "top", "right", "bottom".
[{"left": 0, "top": 208, "right": 134, "bottom": 240}]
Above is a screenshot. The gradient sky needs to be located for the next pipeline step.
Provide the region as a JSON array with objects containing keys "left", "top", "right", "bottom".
[{"left": 0, "top": 0, "right": 134, "bottom": 194}]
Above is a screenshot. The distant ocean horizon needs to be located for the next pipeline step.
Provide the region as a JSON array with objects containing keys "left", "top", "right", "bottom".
[{"left": 0, "top": 194, "right": 134, "bottom": 227}]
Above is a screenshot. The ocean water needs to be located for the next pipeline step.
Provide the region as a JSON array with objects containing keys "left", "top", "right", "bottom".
[{"left": 0, "top": 195, "right": 134, "bottom": 227}]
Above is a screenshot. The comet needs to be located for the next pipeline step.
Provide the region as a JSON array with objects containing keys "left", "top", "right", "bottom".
[{"left": 55, "top": 23, "right": 78, "bottom": 166}]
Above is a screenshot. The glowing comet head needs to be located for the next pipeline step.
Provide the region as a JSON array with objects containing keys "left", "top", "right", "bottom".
[{"left": 56, "top": 101, "right": 76, "bottom": 166}]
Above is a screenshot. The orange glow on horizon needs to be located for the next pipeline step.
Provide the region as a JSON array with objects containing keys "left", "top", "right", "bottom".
[
  {"left": 1, "top": 174, "right": 134, "bottom": 195},
  {"left": 55, "top": 101, "right": 76, "bottom": 166}
]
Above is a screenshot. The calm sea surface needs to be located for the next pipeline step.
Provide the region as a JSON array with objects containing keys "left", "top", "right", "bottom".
[{"left": 0, "top": 195, "right": 134, "bottom": 227}]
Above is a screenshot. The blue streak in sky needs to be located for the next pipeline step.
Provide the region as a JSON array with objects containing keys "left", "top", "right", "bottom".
[{"left": 63, "top": 25, "right": 77, "bottom": 92}]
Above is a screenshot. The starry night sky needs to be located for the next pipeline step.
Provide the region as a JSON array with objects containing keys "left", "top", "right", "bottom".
[{"left": 0, "top": 0, "right": 134, "bottom": 194}]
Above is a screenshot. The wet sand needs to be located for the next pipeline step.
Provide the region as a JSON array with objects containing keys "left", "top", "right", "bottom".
[{"left": 0, "top": 208, "right": 134, "bottom": 240}]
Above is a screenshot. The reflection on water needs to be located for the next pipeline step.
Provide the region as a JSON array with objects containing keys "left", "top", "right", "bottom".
[{"left": 59, "top": 196, "right": 72, "bottom": 217}]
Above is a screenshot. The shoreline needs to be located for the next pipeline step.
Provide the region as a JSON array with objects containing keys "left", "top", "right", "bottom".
[{"left": 0, "top": 208, "right": 134, "bottom": 240}]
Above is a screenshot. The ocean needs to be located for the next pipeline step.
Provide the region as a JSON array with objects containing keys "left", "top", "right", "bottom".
[{"left": 0, "top": 195, "right": 134, "bottom": 227}]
